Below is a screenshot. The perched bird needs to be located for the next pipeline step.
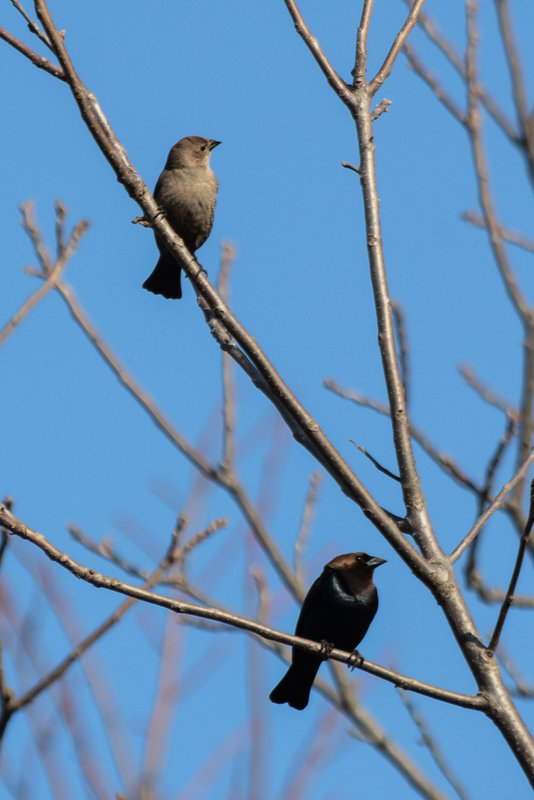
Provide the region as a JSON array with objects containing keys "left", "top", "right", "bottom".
[
  {"left": 270, "top": 552, "right": 385, "bottom": 710},
  {"left": 143, "top": 135, "right": 220, "bottom": 299}
]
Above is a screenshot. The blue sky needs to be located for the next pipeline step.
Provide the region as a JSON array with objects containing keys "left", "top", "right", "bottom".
[{"left": 2, "top": 1, "right": 534, "bottom": 798}]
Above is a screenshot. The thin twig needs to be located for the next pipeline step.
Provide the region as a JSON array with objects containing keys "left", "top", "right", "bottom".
[
  {"left": 294, "top": 471, "right": 322, "bottom": 583},
  {"left": 341, "top": 161, "right": 360, "bottom": 174},
  {"left": 10, "top": 0, "right": 51, "bottom": 47},
  {"left": 392, "top": 300, "right": 410, "bottom": 408},
  {"left": 403, "top": 43, "right": 466, "bottom": 124},
  {"left": 0, "top": 522, "right": 183, "bottom": 739},
  {"left": 451, "top": 448, "right": 534, "bottom": 563},
  {"left": 497, "top": 642, "right": 534, "bottom": 698},
  {"left": 353, "top": 0, "right": 375, "bottom": 86},
  {"left": 487, "top": 480, "right": 534, "bottom": 655},
  {"left": 350, "top": 441, "right": 401, "bottom": 482},
  {"left": 0, "top": 202, "right": 88, "bottom": 348},
  {"left": 495, "top": 0, "right": 534, "bottom": 184},
  {"left": 461, "top": 211, "right": 534, "bottom": 253},
  {"left": 398, "top": 690, "right": 470, "bottom": 800},
  {"left": 371, "top": 98, "right": 392, "bottom": 120},
  {"left": 325, "top": 379, "right": 481, "bottom": 494},
  {"left": 464, "top": 0, "right": 534, "bottom": 507},
  {"left": 0, "top": 27, "right": 64, "bottom": 77},
  {"left": 281, "top": 0, "right": 353, "bottom": 104},
  {"left": 401, "top": 0, "right": 519, "bottom": 144},
  {"left": 369, "top": 0, "right": 427, "bottom": 93},
  {"left": 250, "top": 567, "right": 269, "bottom": 625},
  {"left": 218, "top": 243, "right": 237, "bottom": 471},
  {"left": 465, "top": 414, "right": 517, "bottom": 589},
  {"left": 459, "top": 365, "right": 517, "bottom": 418}
]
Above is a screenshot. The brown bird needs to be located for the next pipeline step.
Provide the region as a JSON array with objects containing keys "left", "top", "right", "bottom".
[
  {"left": 270, "top": 552, "right": 385, "bottom": 710},
  {"left": 143, "top": 135, "right": 220, "bottom": 299}
]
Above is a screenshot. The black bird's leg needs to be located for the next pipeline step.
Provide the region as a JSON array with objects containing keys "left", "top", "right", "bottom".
[
  {"left": 347, "top": 650, "right": 363, "bottom": 671},
  {"left": 319, "top": 640, "right": 334, "bottom": 660}
]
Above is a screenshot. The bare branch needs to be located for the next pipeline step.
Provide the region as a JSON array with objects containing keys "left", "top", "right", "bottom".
[
  {"left": 294, "top": 471, "right": 322, "bottom": 582},
  {"left": 350, "top": 441, "right": 401, "bottom": 483},
  {"left": 371, "top": 98, "right": 392, "bottom": 120},
  {"left": 10, "top": 0, "right": 51, "bottom": 47},
  {"left": 464, "top": 0, "right": 534, "bottom": 506},
  {"left": 217, "top": 243, "right": 237, "bottom": 471},
  {"left": 461, "top": 211, "right": 534, "bottom": 253},
  {"left": 21, "top": 0, "right": 428, "bottom": 569},
  {"left": 392, "top": 300, "right": 410, "bottom": 407},
  {"left": 325, "top": 379, "right": 481, "bottom": 494},
  {"left": 0, "top": 504, "right": 487, "bottom": 710},
  {"left": 353, "top": 0, "right": 375, "bottom": 87},
  {"left": 459, "top": 365, "right": 517, "bottom": 418},
  {"left": 398, "top": 690, "right": 469, "bottom": 800},
  {"left": 487, "top": 481, "right": 534, "bottom": 655},
  {"left": 495, "top": 0, "right": 534, "bottom": 183},
  {"left": 0, "top": 26, "right": 64, "bottom": 77},
  {"left": 450, "top": 448, "right": 534, "bottom": 563},
  {"left": 403, "top": 42, "right": 466, "bottom": 124},
  {"left": 402, "top": 1, "right": 519, "bottom": 144},
  {"left": 0, "top": 202, "right": 88, "bottom": 348},
  {"left": 369, "top": 0, "right": 427, "bottom": 93},
  {"left": 3, "top": 524, "right": 183, "bottom": 721},
  {"left": 281, "top": 0, "right": 353, "bottom": 104}
]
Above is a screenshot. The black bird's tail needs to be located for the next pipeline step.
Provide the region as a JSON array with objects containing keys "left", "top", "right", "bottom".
[
  {"left": 142, "top": 254, "right": 182, "bottom": 299},
  {"left": 269, "top": 660, "right": 320, "bottom": 710}
]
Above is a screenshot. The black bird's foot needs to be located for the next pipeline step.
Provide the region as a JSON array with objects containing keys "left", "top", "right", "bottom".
[
  {"left": 347, "top": 650, "right": 363, "bottom": 671},
  {"left": 319, "top": 640, "right": 334, "bottom": 660},
  {"left": 195, "top": 264, "right": 208, "bottom": 279}
]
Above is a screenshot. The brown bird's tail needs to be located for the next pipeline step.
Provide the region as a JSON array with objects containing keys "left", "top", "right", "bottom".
[
  {"left": 142, "top": 254, "right": 182, "bottom": 299},
  {"left": 269, "top": 660, "right": 321, "bottom": 711}
]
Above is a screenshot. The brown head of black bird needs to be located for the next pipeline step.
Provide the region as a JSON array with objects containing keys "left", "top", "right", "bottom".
[{"left": 270, "top": 552, "right": 386, "bottom": 710}]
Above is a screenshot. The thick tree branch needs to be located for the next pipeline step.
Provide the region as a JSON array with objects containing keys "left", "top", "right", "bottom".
[{"left": 22, "top": 0, "right": 426, "bottom": 572}]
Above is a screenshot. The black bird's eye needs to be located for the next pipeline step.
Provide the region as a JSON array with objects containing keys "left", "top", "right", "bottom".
[{"left": 200, "top": 145, "right": 206, "bottom": 151}]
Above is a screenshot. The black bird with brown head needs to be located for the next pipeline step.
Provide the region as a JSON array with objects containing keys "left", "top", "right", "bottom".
[{"left": 270, "top": 552, "right": 386, "bottom": 710}]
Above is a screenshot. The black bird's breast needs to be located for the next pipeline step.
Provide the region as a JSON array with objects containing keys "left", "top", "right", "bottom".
[{"left": 295, "top": 568, "right": 378, "bottom": 653}]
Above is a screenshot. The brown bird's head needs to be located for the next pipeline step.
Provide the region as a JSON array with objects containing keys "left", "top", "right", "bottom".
[
  {"left": 325, "top": 552, "right": 386, "bottom": 596},
  {"left": 165, "top": 135, "right": 221, "bottom": 170}
]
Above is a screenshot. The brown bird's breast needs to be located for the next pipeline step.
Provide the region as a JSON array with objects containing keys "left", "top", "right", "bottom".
[{"left": 154, "top": 166, "right": 219, "bottom": 252}]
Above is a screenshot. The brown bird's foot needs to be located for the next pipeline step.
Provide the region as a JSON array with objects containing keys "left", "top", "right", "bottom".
[
  {"left": 195, "top": 264, "right": 208, "bottom": 279},
  {"left": 347, "top": 650, "right": 363, "bottom": 670},
  {"left": 132, "top": 214, "right": 152, "bottom": 227},
  {"left": 319, "top": 640, "right": 334, "bottom": 660}
]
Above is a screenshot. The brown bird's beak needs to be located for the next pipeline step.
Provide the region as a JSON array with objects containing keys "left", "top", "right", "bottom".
[
  {"left": 208, "top": 140, "right": 221, "bottom": 150},
  {"left": 368, "top": 557, "right": 386, "bottom": 568}
]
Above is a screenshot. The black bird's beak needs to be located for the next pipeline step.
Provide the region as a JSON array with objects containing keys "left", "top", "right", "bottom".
[
  {"left": 368, "top": 557, "right": 387, "bottom": 568},
  {"left": 208, "top": 140, "right": 221, "bottom": 150}
]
